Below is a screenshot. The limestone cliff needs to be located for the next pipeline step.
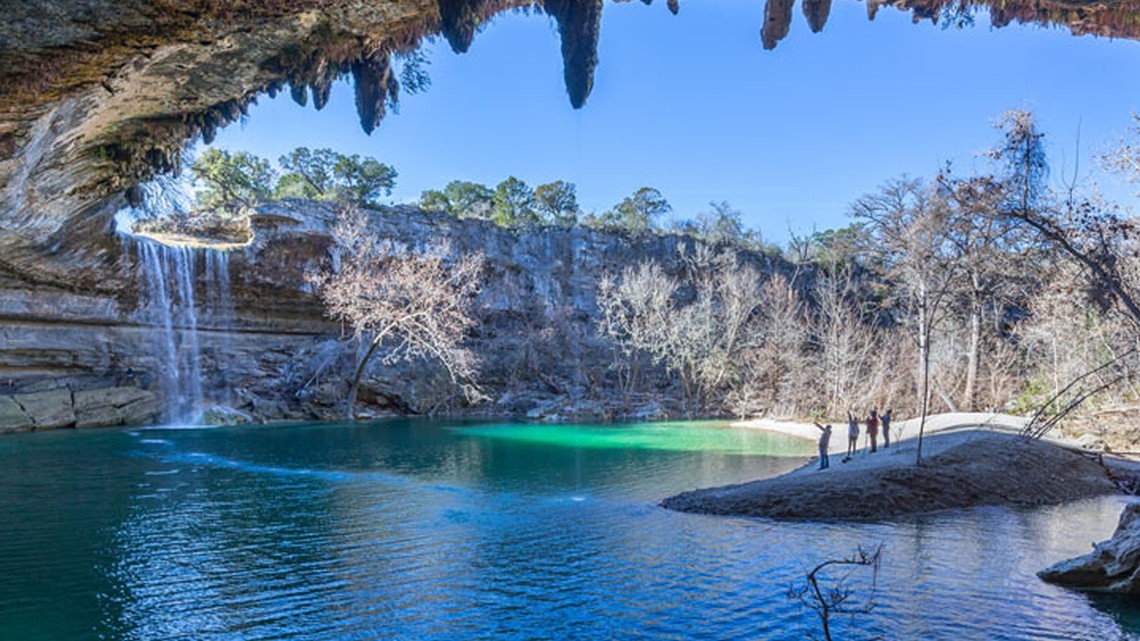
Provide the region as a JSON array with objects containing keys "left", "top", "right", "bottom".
[{"left": 0, "top": 201, "right": 792, "bottom": 430}]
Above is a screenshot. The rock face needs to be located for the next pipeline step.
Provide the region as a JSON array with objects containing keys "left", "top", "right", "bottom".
[
  {"left": 0, "top": 200, "right": 794, "bottom": 430},
  {"left": 0, "top": 0, "right": 629, "bottom": 295},
  {"left": 0, "top": 385, "right": 160, "bottom": 433},
  {"left": 3, "top": 0, "right": 1139, "bottom": 297},
  {"left": 1040, "top": 503, "right": 1140, "bottom": 593}
]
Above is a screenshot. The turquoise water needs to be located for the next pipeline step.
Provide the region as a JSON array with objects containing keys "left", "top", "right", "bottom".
[{"left": 0, "top": 419, "right": 1136, "bottom": 640}]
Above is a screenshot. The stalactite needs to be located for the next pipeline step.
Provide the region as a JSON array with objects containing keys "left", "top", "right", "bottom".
[
  {"left": 761, "top": 0, "right": 795, "bottom": 50},
  {"left": 544, "top": 0, "right": 603, "bottom": 109},
  {"left": 352, "top": 52, "right": 393, "bottom": 135},
  {"left": 437, "top": 0, "right": 487, "bottom": 53},
  {"left": 802, "top": 0, "right": 833, "bottom": 33}
]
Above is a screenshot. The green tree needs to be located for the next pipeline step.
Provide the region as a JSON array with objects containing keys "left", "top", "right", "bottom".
[
  {"left": 534, "top": 180, "right": 579, "bottom": 226},
  {"left": 331, "top": 154, "right": 397, "bottom": 206},
  {"left": 420, "top": 180, "right": 494, "bottom": 219},
  {"left": 274, "top": 147, "right": 397, "bottom": 207},
  {"left": 190, "top": 148, "right": 275, "bottom": 213},
  {"left": 277, "top": 147, "right": 340, "bottom": 198},
  {"left": 600, "top": 187, "right": 671, "bottom": 231},
  {"left": 492, "top": 176, "right": 540, "bottom": 226}
]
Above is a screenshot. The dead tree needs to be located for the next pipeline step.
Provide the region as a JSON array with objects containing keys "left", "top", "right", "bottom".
[{"left": 787, "top": 544, "right": 884, "bottom": 641}]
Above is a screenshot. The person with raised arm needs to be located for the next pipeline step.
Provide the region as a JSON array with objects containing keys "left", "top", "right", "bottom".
[{"left": 813, "top": 422, "right": 833, "bottom": 470}]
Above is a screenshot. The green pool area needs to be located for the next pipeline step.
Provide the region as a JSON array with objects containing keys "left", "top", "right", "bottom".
[{"left": 453, "top": 420, "right": 816, "bottom": 455}]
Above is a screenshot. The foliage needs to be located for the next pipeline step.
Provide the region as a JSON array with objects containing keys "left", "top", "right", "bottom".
[
  {"left": 397, "top": 50, "right": 432, "bottom": 96},
  {"left": 491, "top": 176, "right": 540, "bottom": 226},
  {"left": 310, "top": 206, "right": 486, "bottom": 417},
  {"left": 331, "top": 153, "right": 398, "bottom": 206},
  {"left": 420, "top": 180, "right": 495, "bottom": 219},
  {"left": 190, "top": 148, "right": 276, "bottom": 213},
  {"left": 275, "top": 147, "right": 396, "bottom": 206},
  {"left": 277, "top": 147, "right": 340, "bottom": 198},
  {"left": 595, "top": 187, "right": 671, "bottom": 232},
  {"left": 534, "top": 180, "right": 580, "bottom": 226},
  {"left": 675, "top": 201, "right": 763, "bottom": 249}
]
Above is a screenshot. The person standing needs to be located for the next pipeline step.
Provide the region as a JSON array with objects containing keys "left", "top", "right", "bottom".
[
  {"left": 844, "top": 410, "right": 859, "bottom": 462},
  {"left": 866, "top": 409, "right": 879, "bottom": 453},
  {"left": 881, "top": 408, "right": 893, "bottom": 448},
  {"left": 814, "top": 422, "right": 833, "bottom": 470}
]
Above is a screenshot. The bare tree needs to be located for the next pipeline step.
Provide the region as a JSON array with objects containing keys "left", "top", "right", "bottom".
[
  {"left": 597, "top": 246, "right": 771, "bottom": 415},
  {"left": 852, "top": 178, "right": 959, "bottom": 464},
  {"left": 311, "top": 206, "right": 485, "bottom": 417},
  {"left": 811, "top": 267, "right": 881, "bottom": 416},
  {"left": 787, "top": 545, "right": 883, "bottom": 641},
  {"left": 994, "top": 111, "right": 1140, "bottom": 330},
  {"left": 596, "top": 261, "right": 676, "bottom": 398},
  {"left": 937, "top": 170, "right": 1032, "bottom": 411},
  {"left": 747, "top": 272, "right": 809, "bottom": 416}
]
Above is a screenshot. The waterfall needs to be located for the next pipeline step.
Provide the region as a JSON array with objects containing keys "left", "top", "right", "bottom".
[
  {"left": 137, "top": 240, "right": 206, "bottom": 423},
  {"left": 204, "top": 249, "right": 233, "bottom": 323}
]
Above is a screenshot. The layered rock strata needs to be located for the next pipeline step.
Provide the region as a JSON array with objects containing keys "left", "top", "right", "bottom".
[{"left": 0, "top": 201, "right": 791, "bottom": 431}]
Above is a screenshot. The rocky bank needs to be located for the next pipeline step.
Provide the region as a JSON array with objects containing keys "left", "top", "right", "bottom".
[
  {"left": 1040, "top": 501, "right": 1140, "bottom": 593},
  {"left": 661, "top": 432, "right": 1120, "bottom": 521}
]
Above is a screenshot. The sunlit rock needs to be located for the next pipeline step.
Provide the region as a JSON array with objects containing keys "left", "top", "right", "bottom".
[{"left": 1040, "top": 503, "right": 1140, "bottom": 593}]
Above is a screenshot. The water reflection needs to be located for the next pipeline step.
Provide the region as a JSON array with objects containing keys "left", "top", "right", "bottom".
[{"left": 1, "top": 422, "right": 1138, "bottom": 640}]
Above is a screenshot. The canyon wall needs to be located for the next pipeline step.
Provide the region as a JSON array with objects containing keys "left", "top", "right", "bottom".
[{"left": 0, "top": 201, "right": 791, "bottom": 432}]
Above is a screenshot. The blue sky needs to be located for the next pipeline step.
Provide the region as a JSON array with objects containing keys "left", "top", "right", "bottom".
[{"left": 205, "top": 0, "right": 1140, "bottom": 243}]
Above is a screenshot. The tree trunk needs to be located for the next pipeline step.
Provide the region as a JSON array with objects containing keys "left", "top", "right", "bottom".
[
  {"left": 916, "top": 282, "right": 930, "bottom": 465},
  {"left": 963, "top": 288, "right": 982, "bottom": 411},
  {"left": 346, "top": 334, "right": 385, "bottom": 419}
]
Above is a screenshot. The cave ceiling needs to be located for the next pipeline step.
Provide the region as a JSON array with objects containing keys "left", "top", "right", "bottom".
[{"left": 1, "top": 0, "right": 1138, "bottom": 292}]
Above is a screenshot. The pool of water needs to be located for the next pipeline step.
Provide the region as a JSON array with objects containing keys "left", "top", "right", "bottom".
[{"left": 0, "top": 419, "right": 1136, "bottom": 640}]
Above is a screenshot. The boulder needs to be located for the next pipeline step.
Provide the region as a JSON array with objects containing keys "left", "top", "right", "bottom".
[
  {"left": 1039, "top": 503, "right": 1140, "bottom": 592},
  {"left": 201, "top": 405, "right": 253, "bottom": 426},
  {"left": 16, "top": 390, "right": 76, "bottom": 430},
  {"left": 0, "top": 396, "right": 33, "bottom": 433},
  {"left": 117, "top": 392, "right": 162, "bottom": 426},
  {"left": 74, "top": 386, "right": 159, "bottom": 428}
]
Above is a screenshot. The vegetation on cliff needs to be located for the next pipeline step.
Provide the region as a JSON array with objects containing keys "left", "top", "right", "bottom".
[{"left": 123, "top": 107, "right": 1140, "bottom": 435}]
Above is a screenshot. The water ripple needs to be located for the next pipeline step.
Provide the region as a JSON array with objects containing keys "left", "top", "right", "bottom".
[{"left": 0, "top": 421, "right": 1136, "bottom": 641}]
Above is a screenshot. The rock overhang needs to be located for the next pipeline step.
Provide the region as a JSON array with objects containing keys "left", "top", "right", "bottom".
[{"left": 3, "top": 0, "right": 1140, "bottom": 293}]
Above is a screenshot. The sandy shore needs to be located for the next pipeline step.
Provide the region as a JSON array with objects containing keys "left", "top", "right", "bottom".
[{"left": 661, "top": 413, "right": 1120, "bottom": 521}]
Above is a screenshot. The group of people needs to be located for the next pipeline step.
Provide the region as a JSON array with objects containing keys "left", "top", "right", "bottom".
[{"left": 812, "top": 408, "right": 893, "bottom": 470}]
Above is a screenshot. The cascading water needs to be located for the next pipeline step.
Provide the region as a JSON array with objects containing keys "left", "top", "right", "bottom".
[
  {"left": 117, "top": 173, "right": 240, "bottom": 423},
  {"left": 137, "top": 240, "right": 204, "bottom": 422}
]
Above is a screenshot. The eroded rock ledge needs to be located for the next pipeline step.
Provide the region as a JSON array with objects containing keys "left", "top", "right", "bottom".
[
  {"left": 1040, "top": 502, "right": 1140, "bottom": 593},
  {"left": 0, "top": 201, "right": 792, "bottom": 431},
  {"left": 0, "top": 385, "right": 160, "bottom": 433},
  {"left": 661, "top": 433, "right": 1119, "bottom": 521}
]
